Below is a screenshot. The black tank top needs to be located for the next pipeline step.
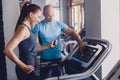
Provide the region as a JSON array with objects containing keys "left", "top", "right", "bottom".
[{"left": 18, "top": 23, "right": 37, "bottom": 65}]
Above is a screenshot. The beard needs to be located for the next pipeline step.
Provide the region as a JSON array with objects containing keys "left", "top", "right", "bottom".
[{"left": 46, "top": 16, "right": 54, "bottom": 22}]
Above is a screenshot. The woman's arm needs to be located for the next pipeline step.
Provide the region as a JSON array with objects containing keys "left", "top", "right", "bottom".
[
  {"left": 4, "top": 26, "right": 34, "bottom": 74},
  {"left": 64, "top": 27, "right": 85, "bottom": 49}
]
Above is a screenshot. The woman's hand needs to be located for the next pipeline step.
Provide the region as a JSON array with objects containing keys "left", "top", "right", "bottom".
[{"left": 22, "top": 65, "right": 34, "bottom": 74}]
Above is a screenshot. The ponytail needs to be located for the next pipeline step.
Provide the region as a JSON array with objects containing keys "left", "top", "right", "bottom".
[{"left": 15, "top": 1, "right": 41, "bottom": 31}]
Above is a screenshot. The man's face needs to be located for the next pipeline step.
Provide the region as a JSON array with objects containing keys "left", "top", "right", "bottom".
[{"left": 44, "top": 7, "right": 54, "bottom": 22}]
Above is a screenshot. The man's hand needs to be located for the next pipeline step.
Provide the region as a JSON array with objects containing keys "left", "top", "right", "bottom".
[
  {"left": 79, "top": 42, "right": 87, "bottom": 54},
  {"left": 49, "top": 39, "right": 58, "bottom": 48}
]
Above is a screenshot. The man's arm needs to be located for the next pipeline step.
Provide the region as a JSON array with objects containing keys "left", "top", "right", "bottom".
[{"left": 64, "top": 27, "right": 85, "bottom": 48}]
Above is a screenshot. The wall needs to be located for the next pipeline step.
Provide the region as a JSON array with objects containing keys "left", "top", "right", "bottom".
[
  {"left": 101, "top": 0, "right": 120, "bottom": 78},
  {"left": 59, "top": 0, "right": 69, "bottom": 24},
  {"left": 2, "top": 0, "right": 20, "bottom": 80},
  {"left": 85, "top": 0, "right": 101, "bottom": 38},
  {"left": 85, "top": 0, "right": 120, "bottom": 79}
]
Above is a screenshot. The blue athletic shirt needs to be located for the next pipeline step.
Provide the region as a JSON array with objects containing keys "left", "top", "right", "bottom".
[{"left": 32, "top": 20, "right": 68, "bottom": 59}]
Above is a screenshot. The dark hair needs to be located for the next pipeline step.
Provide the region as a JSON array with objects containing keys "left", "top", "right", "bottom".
[{"left": 15, "top": 2, "right": 41, "bottom": 31}]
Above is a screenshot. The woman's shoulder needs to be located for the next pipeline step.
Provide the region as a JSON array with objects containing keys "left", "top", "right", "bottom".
[
  {"left": 15, "top": 25, "right": 30, "bottom": 40},
  {"left": 15, "top": 25, "right": 30, "bottom": 36},
  {"left": 16, "top": 25, "right": 27, "bottom": 31}
]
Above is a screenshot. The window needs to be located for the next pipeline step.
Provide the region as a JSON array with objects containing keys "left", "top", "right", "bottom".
[
  {"left": 68, "top": 0, "right": 85, "bottom": 33},
  {"left": 46, "top": 0, "right": 60, "bottom": 21}
]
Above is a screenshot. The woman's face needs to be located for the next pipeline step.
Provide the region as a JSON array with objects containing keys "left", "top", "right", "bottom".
[{"left": 30, "top": 10, "right": 42, "bottom": 27}]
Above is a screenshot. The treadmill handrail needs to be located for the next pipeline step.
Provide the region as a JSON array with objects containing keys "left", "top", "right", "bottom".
[{"left": 61, "top": 40, "right": 78, "bottom": 61}]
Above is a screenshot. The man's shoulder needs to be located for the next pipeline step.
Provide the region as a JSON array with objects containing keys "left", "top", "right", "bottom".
[
  {"left": 55, "top": 20, "right": 67, "bottom": 26},
  {"left": 35, "top": 20, "right": 45, "bottom": 27},
  {"left": 38, "top": 20, "right": 44, "bottom": 24},
  {"left": 54, "top": 20, "right": 61, "bottom": 23},
  {"left": 54, "top": 20, "right": 63, "bottom": 25}
]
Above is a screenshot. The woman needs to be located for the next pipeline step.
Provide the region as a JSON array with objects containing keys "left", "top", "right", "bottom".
[{"left": 4, "top": 2, "right": 41, "bottom": 80}]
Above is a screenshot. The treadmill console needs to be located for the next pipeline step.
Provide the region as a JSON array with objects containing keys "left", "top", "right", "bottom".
[{"left": 71, "top": 44, "right": 103, "bottom": 68}]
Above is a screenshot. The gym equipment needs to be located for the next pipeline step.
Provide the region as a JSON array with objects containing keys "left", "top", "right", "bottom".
[
  {"left": 45, "top": 37, "right": 112, "bottom": 80},
  {"left": 104, "top": 60, "right": 120, "bottom": 80}
]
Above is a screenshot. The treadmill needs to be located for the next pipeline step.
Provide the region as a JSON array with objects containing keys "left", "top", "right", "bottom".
[
  {"left": 45, "top": 37, "right": 112, "bottom": 80},
  {"left": 104, "top": 59, "right": 120, "bottom": 80}
]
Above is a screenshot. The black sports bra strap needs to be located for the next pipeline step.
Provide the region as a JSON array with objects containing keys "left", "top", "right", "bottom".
[{"left": 21, "top": 23, "right": 31, "bottom": 31}]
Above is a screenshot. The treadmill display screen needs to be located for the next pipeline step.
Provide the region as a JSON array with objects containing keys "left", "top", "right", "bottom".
[{"left": 73, "top": 46, "right": 98, "bottom": 63}]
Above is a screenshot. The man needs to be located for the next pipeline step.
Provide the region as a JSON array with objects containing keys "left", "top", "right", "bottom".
[{"left": 32, "top": 5, "right": 85, "bottom": 80}]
